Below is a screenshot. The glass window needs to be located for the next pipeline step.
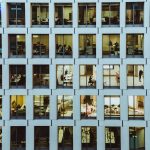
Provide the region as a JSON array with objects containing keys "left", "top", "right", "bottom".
[
  {"left": 58, "top": 126, "right": 73, "bottom": 150},
  {"left": 103, "top": 65, "right": 120, "bottom": 88},
  {"left": 0, "top": 35, "right": 2, "bottom": 57},
  {"left": 127, "top": 65, "right": 144, "bottom": 88},
  {"left": 126, "top": 34, "right": 144, "bottom": 57},
  {"left": 104, "top": 96, "right": 120, "bottom": 120},
  {"left": 129, "top": 127, "right": 145, "bottom": 150},
  {"left": 9, "top": 34, "right": 25, "bottom": 58},
  {"left": 56, "top": 65, "right": 73, "bottom": 88},
  {"left": 8, "top": 3, "right": 25, "bottom": 26},
  {"left": 31, "top": 3, "right": 49, "bottom": 26},
  {"left": 33, "top": 65, "right": 49, "bottom": 88},
  {"left": 81, "top": 126, "right": 97, "bottom": 150},
  {"left": 78, "top": 3, "right": 96, "bottom": 26},
  {"left": 0, "top": 127, "right": 1, "bottom": 150},
  {"left": 34, "top": 126, "right": 49, "bottom": 150},
  {"left": 55, "top": 4, "right": 72, "bottom": 27},
  {"left": 80, "top": 65, "right": 96, "bottom": 88},
  {"left": 9, "top": 65, "right": 26, "bottom": 88},
  {"left": 11, "top": 126, "right": 26, "bottom": 150},
  {"left": 57, "top": 95, "right": 73, "bottom": 119},
  {"left": 128, "top": 96, "right": 144, "bottom": 120},
  {"left": 105, "top": 127, "right": 121, "bottom": 150},
  {"left": 56, "top": 34, "right": 72, "bottom": 58},
  {"left": 80, "top": 95, "right": 96, "bottom": 119},
  {"left": 126, "top": 2, "right": 144, "bottom": 26},
  {"left": 10, "top": 95, "right": 26, "bottom": 119},
  {"left": 0, "top": 66, "right": 1, "bottom": 88},
  {"left": 32, "top": 34, "right": 49, "bottom": 58},
  {"left": 0, "top": 96, "right": 2, "bottom": 119},
  {"left": 34, "top": 96, "right": 49, "bottom": 119},
  {"left": 102, "top": 34, "right": 120, "bottom": 58},
  {"left": 79, "top": 34, "right": 96, "bottom": 57},
  {"left": 102, "top": 3, "right": 120, "bottom": 26}
]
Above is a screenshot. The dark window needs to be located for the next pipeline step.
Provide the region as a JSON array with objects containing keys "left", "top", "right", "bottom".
[
  {"left": 129, "top": 127, "right": 145, "bottom": 150},
  {"left": 57, "top": 95, "right": 73, "bottom": 119},
  {"left": 81, "top": 126, "right": 97, "bottom": 150},
  {"left": 8, "top": 3, "right": 25, "bottom": 26},
  {"left": 10, "top": 95, "right": 26, "bottom": 119},
  {"left": 56, "top": 65, "right": 73, "bottom": 88},
  {"left": 103, "top": 65, "right": 120, "bottom": 88},
  {"left": 126, "top": 2, "right": 144, "bottom": 26},
  {"left": 34, "top": 126, "right": 49, "bottom": 150},
  {"left": 127, "top": 65, "right": 144, "bottom": 88},
  {"left": 11, "top": 126, "right": 26, "bottom": 150},
  {"left": 105, "top": 127, "right": 121, "bottom": 150},
  {"left": 32, "top": 3, "right": 49, "bottom": 27},
  {"left": 80, "top": 65, "right": 96, "bottom": 88},
  {"left": 34, "top": 95, "right": 49, "bottom": 119},
  {"left": 9, "top": 34, "right": 25, "bottom": 58},
  {"left": 78, "top": 3, "right": 96, "bottom": 27},
  {"left": 9, "top": 65, "right": 26, "bottom": 88},
  {"left": 126, "top": 34, "right": 144, "bottom": 58},
  {"left": 80, "top": 95, "right": 96, "bottom": 119},
  {"left": 104, "top": 96, "right": 120, "bottom": 120},
  {"left": 33, "top": 65, "right": 49, "bottom": 88},
  {"left": 55, "top": 4, "right": 72, "bottom": 27},
  {"left": 79, "top": 35, "right": 96, "bottom": 57},
  {"left": 56, "top": 35, "right": 72, "bottom": 58},
  {"left": 32, "top": 34, "right": 49, "bottom": 58},
  {"left": 102, "top": 34, "right": 120, "bottom": 58},
  {"left": 128, "top": 96, "right": 144, "bottom": 120},
  {"left": 58, "top": 126, "right": 73, "bottom": 150},
  {"left": 102, "top": 3, "right": 120, "bottom": 26}
]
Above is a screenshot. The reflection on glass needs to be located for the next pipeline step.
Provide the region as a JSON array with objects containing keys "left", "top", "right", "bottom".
[
  {"left": 102, "top": 3, "right": 120, "bottom": 26},
  {"left": 80, "top": 65, "right": 96, "bottom": 88},
  {"left": 129, "top": 127, "right": 145, "bottom": 150},
  {"left": 56, "top": 35, "right": 72, "bottom": 58},
  {"left": 55, "top": 4, "right": 72, "bottom": 26},
  {"left": 34, "top": 96, "right": 49, "bottom": 119},
  {"left": 128, "top": 96, "right": 144, "bottom": 120},
  {"left": 0, "top": 66, "right": 1, "bottom": 88},
  {"left": 81, "top": 126, "right": 97, "bottom": 150},
  {"left": 57, "top": 96, "right": 73, "bottom": 119},
  {"left": 126, "top": 3, "right": 144, "bottom": 26},
  {"left": 80, "top": 95, "right": 96, "bottom": 119},
  {"left": 78, "top": 4, "right": 96, "bottom": 26},
  {"left": 56, "top": 65, "right": 73, "bottom": 88},
  {"left": 0, "top": 35, "right": 2, "bottom": 57},
  {"left": 10, "top": 95, "right": 26, "bottom": 119},
  {"left": 79, "top": 35, "right": 96, "bottom": 57},
  {"left": 105, "top": 127, "right": 120, "bottom": 150},
  {"left": 35, "top": 126, "right": 49, "bottom": 150},
  {"left": 102, "top": 34, "right": 120, "bottom": 58},
  {"left": 9, "top": 65, "right": 26, "bottom": 88},
  {"left": 11, "top": 126, "right": 26, "bottom": 150},
  {"left": 32, "top": 34, "right": 49, "bottom": 58},
  {"left": 58, "top": 126, "right": 73, "bottom": 150},
  {"left": 126, "top": 34, "right": 144, "bottom": 57},
  {"left": 33, "top": 65, "right": 49, "bottom": 88},
  {"left": 9, "top": 34, "right": 25, "bottom": 58},
  {"left": 103, "top": 65, "right": 120, "bottom": 88},
  {"left": 127, "top": 65, "right": 144, "bottom": 88},
  {"left": 8, "top": 3, "right": 25, "bottom": 26},
  {"left": 104, "top": 96, "right": 120, "bottom": 120},
  {"left": 32, "top": 3, "right": 49, "bottom": 26},
  {"left": 0, "top": 96, "right": 2, "bottom": 119}
]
